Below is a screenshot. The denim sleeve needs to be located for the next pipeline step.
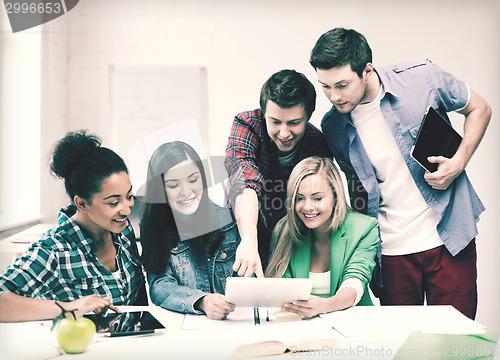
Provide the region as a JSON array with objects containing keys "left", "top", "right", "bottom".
[
  {"left": 426, "top": 61, "right": 470, "bottom": 111},
  {"left": 147, "top": 269, "right": 207, "bottom": 314}
]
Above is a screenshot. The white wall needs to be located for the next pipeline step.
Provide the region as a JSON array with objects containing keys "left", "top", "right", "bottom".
[{"left": 39, "top": 0, "right": 499, "bottom": 331}]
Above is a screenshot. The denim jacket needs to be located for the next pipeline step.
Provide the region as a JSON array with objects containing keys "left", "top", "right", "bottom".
[{"left": 147, "top": 207, "right": 240, "bottom": 314}]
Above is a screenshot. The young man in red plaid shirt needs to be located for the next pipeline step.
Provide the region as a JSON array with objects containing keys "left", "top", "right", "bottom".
[{"left": 225, "top": 69, "right": 332, "bottom": 277}]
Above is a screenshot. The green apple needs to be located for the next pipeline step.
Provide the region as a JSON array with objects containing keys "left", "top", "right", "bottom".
[{"left": 56, "top": 317, "right": 96, "bottom": 354}]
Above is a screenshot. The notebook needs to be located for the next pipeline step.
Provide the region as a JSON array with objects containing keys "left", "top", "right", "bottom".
[
  {"left": 410, "top": 107, "right": 462, "bottom": 173},
  {"left": 393, "top": 333, "right": 497, "bottom": 360}
]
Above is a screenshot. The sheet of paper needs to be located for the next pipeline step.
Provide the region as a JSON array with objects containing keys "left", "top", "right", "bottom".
[
  {"left": 385, "top": 305, "right": 486, "bottom": 334},
  {"left": 320, "top": 306, "right": 419, "bottom": 337},
  {"left": 320, "top": 305, "right": 486, "bottom": 338},
  {"left": 182, "top": 307, "right": 281, "bottom": 330}
]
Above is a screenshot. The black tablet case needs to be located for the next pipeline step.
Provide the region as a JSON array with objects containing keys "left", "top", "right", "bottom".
[{"left": 411, "top": 107, "right": 462, "bottom": 173}]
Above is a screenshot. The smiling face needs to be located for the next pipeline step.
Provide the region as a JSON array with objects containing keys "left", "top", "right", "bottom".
[
  {"left": 84, "top": 171, "right": 134, "bottom": 234},
  {"left": 163, "top": 158, "right": 203, "bottom": 216},
  {"left": 294, "top": 172, "right": 334, "bottom": 233},
  {"left": 317, "top": 64, "right": 374, "bottom": 114},
  {"left": 264, "top": 100, "right": 308, "bottom": 156}
]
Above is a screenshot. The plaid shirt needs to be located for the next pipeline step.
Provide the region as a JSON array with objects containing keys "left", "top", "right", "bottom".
[
  {"left": 0, "top": 205, "right": 145, "bottom": 305},
  {"left": 224, "top": 108, "right": 332, "bottom": 236}
]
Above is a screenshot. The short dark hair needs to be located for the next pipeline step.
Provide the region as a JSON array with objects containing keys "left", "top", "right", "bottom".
[
  {"left": 310, "top": 28, "right": 372, "bottom": 78},
  {"left": 259, "top": 69, "right": 316, "bottom": 119},
  {"left": 50, "top": 130, "right": 128, "bottom": 202}
]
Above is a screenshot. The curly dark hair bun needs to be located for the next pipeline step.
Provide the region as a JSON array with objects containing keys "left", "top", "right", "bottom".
[
  {"left": 50, "top": 130, "right": 101, "bottom": 179},
  {"left": 50, "top": 130, "right": 127, "bottom": 201}
]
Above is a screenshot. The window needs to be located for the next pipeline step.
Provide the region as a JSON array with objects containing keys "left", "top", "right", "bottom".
[{"left": 0, "top": 11, "right": 41, "bottom": 231}]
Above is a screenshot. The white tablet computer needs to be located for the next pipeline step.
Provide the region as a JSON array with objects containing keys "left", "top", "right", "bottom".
[{"left": 225, "top": 277, "right": 313, "bottom": 307}]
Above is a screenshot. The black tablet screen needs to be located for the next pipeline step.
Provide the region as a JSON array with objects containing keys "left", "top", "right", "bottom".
[{"left": 411, "top": 107, "right": 462, "bottom": 173}]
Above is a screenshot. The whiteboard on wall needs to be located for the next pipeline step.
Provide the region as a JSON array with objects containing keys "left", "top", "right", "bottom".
[{"left": 109, "top": 65, "right": 209, "bottom": 193}]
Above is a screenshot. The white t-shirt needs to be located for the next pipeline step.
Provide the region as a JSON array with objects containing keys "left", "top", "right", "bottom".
[
  {"left": 351, "top": 86, "right": 443, "bottom": 255},
  {"left": 310, "top": 271, "right": 363, "bottom": 305},
  {"left": 310, "top": 271, "right": 330, "bottom": 297}
]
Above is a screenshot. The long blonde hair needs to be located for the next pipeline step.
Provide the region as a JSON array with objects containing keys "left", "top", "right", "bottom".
[{"left": 265, "top": 157, "right": 349, "bottom": 278}]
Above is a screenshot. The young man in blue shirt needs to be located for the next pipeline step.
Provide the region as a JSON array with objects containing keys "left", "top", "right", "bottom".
[{"left": 310, "top": 28, "right": 491, "bottom": 319}]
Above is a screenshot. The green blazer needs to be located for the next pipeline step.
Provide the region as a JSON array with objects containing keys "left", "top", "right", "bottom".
[{"left": 283, "top": 212, "right": 379, "bottom": 306}]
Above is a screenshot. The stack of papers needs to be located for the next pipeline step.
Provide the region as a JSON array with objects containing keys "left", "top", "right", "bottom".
[{"left": 320, "top": 305, "right": 486, "bottom": 337}]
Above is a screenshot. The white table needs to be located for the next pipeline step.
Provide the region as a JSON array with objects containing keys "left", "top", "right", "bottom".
[
  {"left": 0, "top": 305, "right": 492, "bottom": 360},
  {"left": 0, "top": 224, "right": 494, "bottom": 359}
]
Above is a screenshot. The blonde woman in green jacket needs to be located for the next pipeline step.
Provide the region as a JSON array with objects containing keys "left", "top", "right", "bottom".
[{"left": 265, "top": 156, "right": 379, "bottom": 318}]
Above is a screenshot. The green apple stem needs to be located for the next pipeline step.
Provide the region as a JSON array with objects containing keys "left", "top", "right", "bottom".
[{"left": 52, "top": 301, "right": 79, "bottom": 330}]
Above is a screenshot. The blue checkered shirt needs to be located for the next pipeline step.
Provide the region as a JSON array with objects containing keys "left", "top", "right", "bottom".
[{"left": 0, "top": 205, "right": 145, "bottom": 305}]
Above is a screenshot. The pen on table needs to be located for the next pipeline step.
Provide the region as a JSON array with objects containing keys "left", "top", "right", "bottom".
[
  {"left": 253, "top": 307, "right": 260, "bottom": 326},
  {"left": 106, "top": 330, "right": 156, "bottom": 337}
]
